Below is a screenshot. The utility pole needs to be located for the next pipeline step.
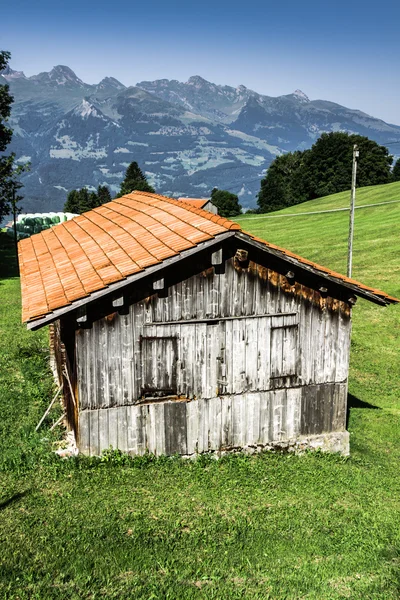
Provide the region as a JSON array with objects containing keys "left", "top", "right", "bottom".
[
  {"left": 12, "top": 185, "right": 18, "bottom": 262},
  {"left": 347, "top": 144, "right": 359, "bottom": 278}
]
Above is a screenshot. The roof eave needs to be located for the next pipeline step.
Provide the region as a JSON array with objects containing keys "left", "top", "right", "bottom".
[
  {"left": 25, "top": 231, "right": 236, "bottom": 330},
  {"left": 237, "top": 232, "right": 397, "bottom": 307}
]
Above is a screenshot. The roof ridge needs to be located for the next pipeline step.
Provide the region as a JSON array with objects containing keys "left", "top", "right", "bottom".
[{"left": 129, "top": 191, "right": 241, "bottom": 231}]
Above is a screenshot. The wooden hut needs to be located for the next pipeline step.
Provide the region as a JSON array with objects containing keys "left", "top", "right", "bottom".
[
  {"left": 178, "top": 197, "right": 218, "bottom": 214},
  {"left": 18, "top": 192, "right": 398, "bottom": 457}
]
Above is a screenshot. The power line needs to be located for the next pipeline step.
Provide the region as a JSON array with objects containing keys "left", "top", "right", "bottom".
[{"left": 240, "top": 199, "right": 400, "bottom": 219}]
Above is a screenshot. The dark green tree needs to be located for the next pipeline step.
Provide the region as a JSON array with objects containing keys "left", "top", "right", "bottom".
[
  {"left": 64, "top": 188, "right": 93, "bottom": 214},
  {"left": 257, "top": 132, "right": 393, "bottom": 213},
  {"left": 302, "top": 132, "right": 392, "bottom": 200},
  {"left": 210, "top": 188, "right": 242, "bottom": 217},
  {"left": 391, "top": 158, "right": 400, "bottom": 182},
  {"left": 64, "top": 185, "right": 112, "bottom": 214},
  {"left": 117, "top": 161, "right": 155, "bottom": 197},
  {"left": 96, "top": 185, "right": 112, "bottom": 206},
  {"left": 0, "top": 51, "right": 17, "bottom": 221},
  {"left": 257, "top": 151, "right": 308, "bottom": 213}
]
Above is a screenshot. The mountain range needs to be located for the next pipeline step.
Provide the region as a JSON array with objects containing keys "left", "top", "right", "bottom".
[{"left": 2, "top": 65, "right": 400, "bottom": 213}]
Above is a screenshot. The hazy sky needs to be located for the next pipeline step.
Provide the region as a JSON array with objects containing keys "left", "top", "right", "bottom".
[{"left": 2, "top": 0, "right": 400, "bottom": 125}]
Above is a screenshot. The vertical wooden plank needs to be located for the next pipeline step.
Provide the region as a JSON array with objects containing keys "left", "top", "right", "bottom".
[
  {"left": 78, "top": 411, "right": 90, "bottom": 455},
  {"left": 146, "top": 404, "right": 157, "bottom": 454},
  {"left": 336, "top": 304, "right": 352, "bottom": 382},
  {"left": 197, "top": 398, "right": 209, "bottom": 453},
  {"left": 132, "top": 304, "right": 144, "bottom": 400},
  {"left": 232, "top": 394, "right": 245, "bottom": 448},
  {"left": 257, "top": 317, "right": 270, "bottom": 391},
  {"left": 117, "top": 405, "right": 128, "bottom": 452},
  {"left": 186, "top": 399, "right": 199, "bottom": 455},
  {"left": 88, "top": 326, "right": 96, "bottom": 409},
  {"left": 270, "top": 326, "right": 283, "bottom": 382},
  {"left": 221, "top": 396, "right": 233, "bottom": 448},
  {"left": 245, "top": 317, "right": 258, "bottom": 391},
  {"left": 206, "top": 323, "right": 219, "bottom": 399},
  {"left": 180, "top": 323, "right": 193, "bottom": 398},
  {"left": 89, "top": 410, "right": 99, "bottom": 456},
  {"left": 245, "top": 393, "right": 261, "bottom": 446},
  {"left": 108, "top": 407, "right": 118, "bottom": 449},
  {"left": 224, "top": 319, "right": 233, "bottom": 395},
  {"left": 286, "top": 388, "right": 301, "bottom": 439},
  {"left": 272, "top": 389, "right": 284, "bottom": 441},
  {"left": 194, "top": 323, "right": 207, "bottom": 399},
  {"left": 154, "top": 403, "right": 165, "bottom": 456},
  {"left": 120, "top": 312, "right": 133, "bottom": 405},
  {"left": 208, "top": 397, "right": 222, "bottom": 451},
  {"left": 232, "top": 318, "right": 246, "bottom": 394},
  {"left": 259, "top": 392, "right": 271, "bottom": 444},
  {"left": 98, "top": 409, "right": 109, "bottom": 454}
]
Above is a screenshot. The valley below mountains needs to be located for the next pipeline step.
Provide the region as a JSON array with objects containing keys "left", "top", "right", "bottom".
[{"left": 2, "top": 65, "right": 400, "bottom": 213}]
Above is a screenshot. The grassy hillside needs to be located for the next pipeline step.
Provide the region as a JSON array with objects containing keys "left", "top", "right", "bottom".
[{"left": 0, "top": 182, "right": 400, "bottom": 599}]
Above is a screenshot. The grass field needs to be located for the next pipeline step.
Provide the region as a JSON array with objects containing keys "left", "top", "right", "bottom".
[{"left": 1, "top": 182, "right": 400, "bottom": 599}]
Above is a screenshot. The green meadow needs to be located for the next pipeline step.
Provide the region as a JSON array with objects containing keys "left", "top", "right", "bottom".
[{"left": 0, "top": 182, "right": 399, "bottom": 599}]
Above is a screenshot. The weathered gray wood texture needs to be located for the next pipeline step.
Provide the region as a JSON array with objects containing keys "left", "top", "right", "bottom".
[{"left": 75, "top": 259, "right": 352, "bottom": 455}]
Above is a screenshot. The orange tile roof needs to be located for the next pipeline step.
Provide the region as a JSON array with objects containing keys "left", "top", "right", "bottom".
[
  {"left": 178, "top": 198, "right": 210, "bottom": 209},
  {"left": 19, "top": 191, "right": 398, "bottom": 324}
]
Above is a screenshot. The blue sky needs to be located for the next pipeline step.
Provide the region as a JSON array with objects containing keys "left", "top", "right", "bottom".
[{"left": 2, "top": 0, "right": 400, "bottom": 124}]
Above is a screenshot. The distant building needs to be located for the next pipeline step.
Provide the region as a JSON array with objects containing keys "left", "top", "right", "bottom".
[{"left": 178, "top": 197, "right": 218, "bottom": 214}]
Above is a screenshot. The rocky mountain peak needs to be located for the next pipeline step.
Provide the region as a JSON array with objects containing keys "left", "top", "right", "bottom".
[
  {"left": 293, "top": 89, "right": 310, "bottom": 102},
  {"left": 97, "top": 76, "right": 126, "bottom": 91},
  {"left": 0, "top": 66, "right": 26, "bottom": 79},
  {"left": 72, "top": 99, "right": 104, "bottom": 119},
  {"left": 186, "top": 75, "right": 211, "bottom": 88},
  {"left": 49, "top": 65, "right": 84, "bottom": 85}
]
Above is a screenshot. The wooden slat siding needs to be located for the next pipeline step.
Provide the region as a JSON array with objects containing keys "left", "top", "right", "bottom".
[
  {"left": 336, "top": 304, "right": 351, "bottom": 382},
  {"left": 108, "top": 407, "right": 119, "bottom": 449},
  {"left": 186, "top": 400, "right": 198, "bottom": 455},
  {"left": 120, "top": 312, "right": 133, "bottom": 405},
  {"left": 117, "top": 404, "right": 129, "bottom": 452},
  {"left": 75, "top": 330, "right": 86, "bottom": 410},
  {"left": 75, "top": 258, "right": 353, "bottom": 455},
  {"left": 212, "top": 397, "right": 223, "bottom": 450},
  {"left": 89, "top": 410, "right": 99, "bottom": 456},
  {"left": 220, "top": 396, "right": 232, "bottom": 448},
  {"left": 286, "top": 388, "right": 301, "bottom": 439},
  {"left": 206, "top": 323, "right": 217, "bottom": 398},
  {"left": 98, "top": 409, "right": 109, "bottom": 452},
  {"left": 79, "top": 411, "right": 90, "bottom": 454},
  {"left": 332, "top": 383, "right": 347, "bottom": 431},
  {"left": 79, "top": 387, "right": 311, "bottom": 456}
]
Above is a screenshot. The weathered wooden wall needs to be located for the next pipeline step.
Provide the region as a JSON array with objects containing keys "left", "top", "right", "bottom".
[{"left": 75, "top": 258, "right": 352, "bottom": 455}]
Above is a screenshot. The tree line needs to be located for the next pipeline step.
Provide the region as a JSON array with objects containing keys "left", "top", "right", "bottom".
[{"left": 257, "top": 132, "right": 400, "bottom": 213}]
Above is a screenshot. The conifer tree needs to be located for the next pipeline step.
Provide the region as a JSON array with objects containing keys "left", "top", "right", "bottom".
[
  {"left": 97, "top": 185, "right": 112, "bottom": 206},
  {"left": 117, "top": 161, "right": 155, "bottom": 197}
]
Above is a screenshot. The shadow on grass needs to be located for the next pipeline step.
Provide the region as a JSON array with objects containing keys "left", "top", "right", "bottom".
[
  {"left": 0, "top": 232, "right": 19, "bottom": 279},
  {"left": 346, "top": 393, "right": 381, "bottom": 428},
  {"left": 348, "top": 393, "right": 381, "bottom": 410},
  {"left": 0, "top": 490, "right": 30, "bottom": 511}
]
